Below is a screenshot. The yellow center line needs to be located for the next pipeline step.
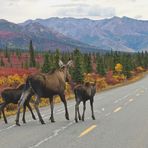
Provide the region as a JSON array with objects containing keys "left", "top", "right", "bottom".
[
  {"left": 129, "top": 98, "right": 134, "bottom": 102},
  {"left": 113, "top": 107, "right": 122, "bottom": 113},
  {"left": 79, "top": 125, "right": 97, "bottom": 138}
]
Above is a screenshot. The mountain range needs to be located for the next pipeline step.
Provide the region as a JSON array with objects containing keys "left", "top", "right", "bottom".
[{"left": 0, "top": 16, "right": 148, "bottom": 52}]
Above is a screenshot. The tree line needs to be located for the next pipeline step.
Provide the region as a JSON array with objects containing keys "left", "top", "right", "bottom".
[{"left": 1, "top": 41, "right": 148, "bottom": 83}]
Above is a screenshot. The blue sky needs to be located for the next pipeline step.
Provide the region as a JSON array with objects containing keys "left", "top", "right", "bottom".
[{"left": 0, "top": 0, "right": 148, "bottom": 23}]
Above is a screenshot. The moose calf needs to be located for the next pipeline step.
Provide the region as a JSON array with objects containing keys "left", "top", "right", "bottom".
[
  {"left": 74, "top": 82, "right": 96, "bottom": 123},
  {"left": 0, "top": 84, "right": 36, "bottom": 124}
]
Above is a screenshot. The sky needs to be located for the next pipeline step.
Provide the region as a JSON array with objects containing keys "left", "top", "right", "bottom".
[{"left": 0, "top": 0, "right": 148, "bottom": 23}]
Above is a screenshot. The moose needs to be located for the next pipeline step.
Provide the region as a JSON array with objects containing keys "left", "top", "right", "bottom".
[
  {"left": 0, "top": 84, "right": 36, "bottom": 124},
  {"left": 74, "top": 82, "right": 96, "bottom": 123},
  {"left": 15, "top": 60, "right": 73, "bottom": 126}
]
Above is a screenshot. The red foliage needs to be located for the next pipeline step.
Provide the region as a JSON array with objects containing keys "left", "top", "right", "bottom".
[
  {"left": 105, "top": 71, "right": 118, "bottom": 85},
  {"left": 0, "top": 67, "right": 38, "bottom": 77}
]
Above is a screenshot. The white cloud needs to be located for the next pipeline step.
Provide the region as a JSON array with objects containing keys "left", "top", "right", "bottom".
[
  {"left": 56, "top": 4, "right": 116, "bottom": 18},
  {"left": 0, "top": 0, "right": 147, "bottom": 23}
]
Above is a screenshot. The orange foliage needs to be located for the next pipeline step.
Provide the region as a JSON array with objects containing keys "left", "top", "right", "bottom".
[{"left": 136, "top": 66, "right": 145, "bottom": 73}]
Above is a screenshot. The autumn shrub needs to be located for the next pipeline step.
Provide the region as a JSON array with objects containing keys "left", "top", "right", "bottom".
[
  {"left": 105, "top": 71, "right": 119, "bottom": 85},
  {"left": 135, "top": 66, "right": 145, "bottom": 73},
  {"left": 113, "top": 74, "right": 126, "bottom": 82},
  {"left": 96, "top": 78, "right": 108, "bottom": 90}
]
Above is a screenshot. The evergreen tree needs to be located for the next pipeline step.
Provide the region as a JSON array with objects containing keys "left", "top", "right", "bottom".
[
  {"left": 5, "top": 46, "right": 10, "bottom": 63},
  {"left": 96, "top": 54, "right": 106, "bottom": 76},
  {"left": 54, "top": 49, "right": 61, "bottom": 68},
  {"left": 72, "top": 49, "right": 83, "bottom": 83},
  {"left": 83, "top": 53, "right": 92, "bottom": 73},
  {"left": 29, "top": 40, "right": 36, "bottom": 67},
  {"left": 16, "top": 48, "right": 21, "bottom": 58},
  {"left": 0, "top": 58, "right": 4, "bottom": 67},
  {"left": 143, "top": 51, "right": 148, "bottom": 69},
  {"left": 5, "top": 46, "right": 9, "bottom": 58},
  {"left": 24, "top": 61, "right": 29, "bottom": 69},
  {"left": 122, "top": 54, "right": 132, "bottom": 78},
  {"left": 41, "top": 53, "right": 51, "bottom": 73}
]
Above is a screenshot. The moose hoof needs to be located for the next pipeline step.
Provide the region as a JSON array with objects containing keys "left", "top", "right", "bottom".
[
  {"left": 75, "top": 119, "right": 78, "bottom": 123},
  {"left": 51, "top": 120, "right": 55, "bottom": 123},
  {"left": 92, "top": 116, "right": 96, "bottom": 120},
  {"left": 4, "top": 120, "right": 8, "bottom": 124},
  {"left": 49, "top": 117, "right": 55, "bottom": 123},
  {"left": 16, "top": 122, "right": 21, "bottom": 126},
  {"left": 66, "top": 115, "right": 69, "bottom": 120},
  {"left": 40, "top": 120, "right": 45, "bottom": 124},
  {"left": 22, "top": 120, "right": 26, "bottom": 124},
  {"left": 78, "top": 116, "right": 81, "bottom": 120},
  {"left": 33, "top": 116, "right": 36, "bottom": 120}
]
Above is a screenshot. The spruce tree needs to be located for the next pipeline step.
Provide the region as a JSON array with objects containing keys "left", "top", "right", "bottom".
[
  {"left": 54, "top": 49, "right": 61, "bottom": 68},
  {"left": 96, "top": 54, "right": 106, "bottom": 76},
  {"left": 72, "top": 49, "right": 83, "bottom": 83},
  {"left": 83, "top": 53, "right": 92, "bottom": 73},
  {"left": 41, "top": 53, "right": 51, "bottom": 73},
  {"left": 123, "top": 54, "right": 132, "bottom": 78},
  {"left": 24, "top": 60, "right": 29, "bottom": 69},
  {"left": 29, "top": 40, "right": 36, "bottom": 67},
  {"left": 0, "top": 58, "right": 4, "bottom": 67}
]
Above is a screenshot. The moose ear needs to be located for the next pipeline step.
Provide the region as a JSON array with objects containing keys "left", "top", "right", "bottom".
[
  {"left": 67, "top": 60, "right": 73, "bottom": 67},
  {"left": 59, "top": 60, "right": 64, "bottom": 68}
]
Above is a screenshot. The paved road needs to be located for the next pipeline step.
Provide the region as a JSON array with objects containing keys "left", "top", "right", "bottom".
[{"left": 1, "top": 75, "right": 148, "bottom": 148}]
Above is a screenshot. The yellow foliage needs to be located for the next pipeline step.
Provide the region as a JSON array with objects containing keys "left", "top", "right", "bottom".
[
  {"left": 115, "top": 63, "right": 123, "bottom": 73},
  {"left": 0, "top": 74, "right": 25, "bottom": 88},
  {"left": 96, "top": 78, "right": 108, "bottom": 90},
  {"left": 113, "top": 74, "right": 126, "bottom": 82}
]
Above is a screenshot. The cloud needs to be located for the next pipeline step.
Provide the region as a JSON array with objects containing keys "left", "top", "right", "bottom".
[
  {"left": 51, "top": 3, "right": 89, "bottom": 8},
  {"left": 134, "top": 15, "right": 143, "bottom": 19},
  {"left": 56, "top": 4, "right": 116, "bottom": 18},
  {"left": 88, "top": 6, "right": 116, "bottom": 17},
  {"left": 0, "top": 0, "right": 147, "bottom": 23}
]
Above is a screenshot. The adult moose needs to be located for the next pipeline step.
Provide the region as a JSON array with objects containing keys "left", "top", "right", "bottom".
[
  {"left": 15, "top": 60, "right": 73, "bottom": 126},
  {"left": 0, "top": 84, "right": 36, "bottom": 124},
  {"left": 74, "top": 82, "right": 96, "bottom": 123}
]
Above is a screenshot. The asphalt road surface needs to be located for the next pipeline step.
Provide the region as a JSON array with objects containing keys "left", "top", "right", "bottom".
[{"left": 1, "top": 75, "right": 148, "bottom": 148}]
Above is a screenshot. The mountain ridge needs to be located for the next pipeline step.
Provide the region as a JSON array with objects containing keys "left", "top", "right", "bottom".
[
  {"left": 0, "top": 19, "right": 100, "bottom": 52},
  {"left": 0, "top": 16, "right": 148, "bottom": 52},
  {"left": 25, "top": 16, "right": 148, "bottom": 52}
]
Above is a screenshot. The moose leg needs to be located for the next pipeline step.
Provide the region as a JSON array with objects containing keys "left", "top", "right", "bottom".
[
  {"left": 2, "top": 109, "right": 7, "bottom": 124},
  {"left": 60, "top": 94, "right": 69, "bottom": 120},
  {"left": 82, "top": 101, "right": 86, "bottom": 121},
  {"left": 75, "top": 100, "right": 81, "bottom": 123},
  {"left": 90, "top": 99, "right": 95, "bottom": 120},
  {"left": 16, "top": 104, "right": 21, "bottom": 126},
  {"left": 49, "top": 98, "right": 55, "bottom": 122},
  {"left": 34, "top": 96, "right": 45, "bottom": 124},
  {"left": 16, "top": 90, "right": 31, "bottom": 126},
  {"left": 22, "top": 104, "right": 27, "bottom": 123},
  {"left": 27, "top": 103, "right": 36, "bottom": 120},
  {"left": 78, "top": 106, "right": 81, "bottom": 120},
  {"left": 0, "top": 102, "right": 8, "bottom": 124}
]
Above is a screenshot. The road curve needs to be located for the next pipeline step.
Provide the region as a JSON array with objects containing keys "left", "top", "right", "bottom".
[{"left": 0, "top": 75, "right": 148, "bottom": 148}]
